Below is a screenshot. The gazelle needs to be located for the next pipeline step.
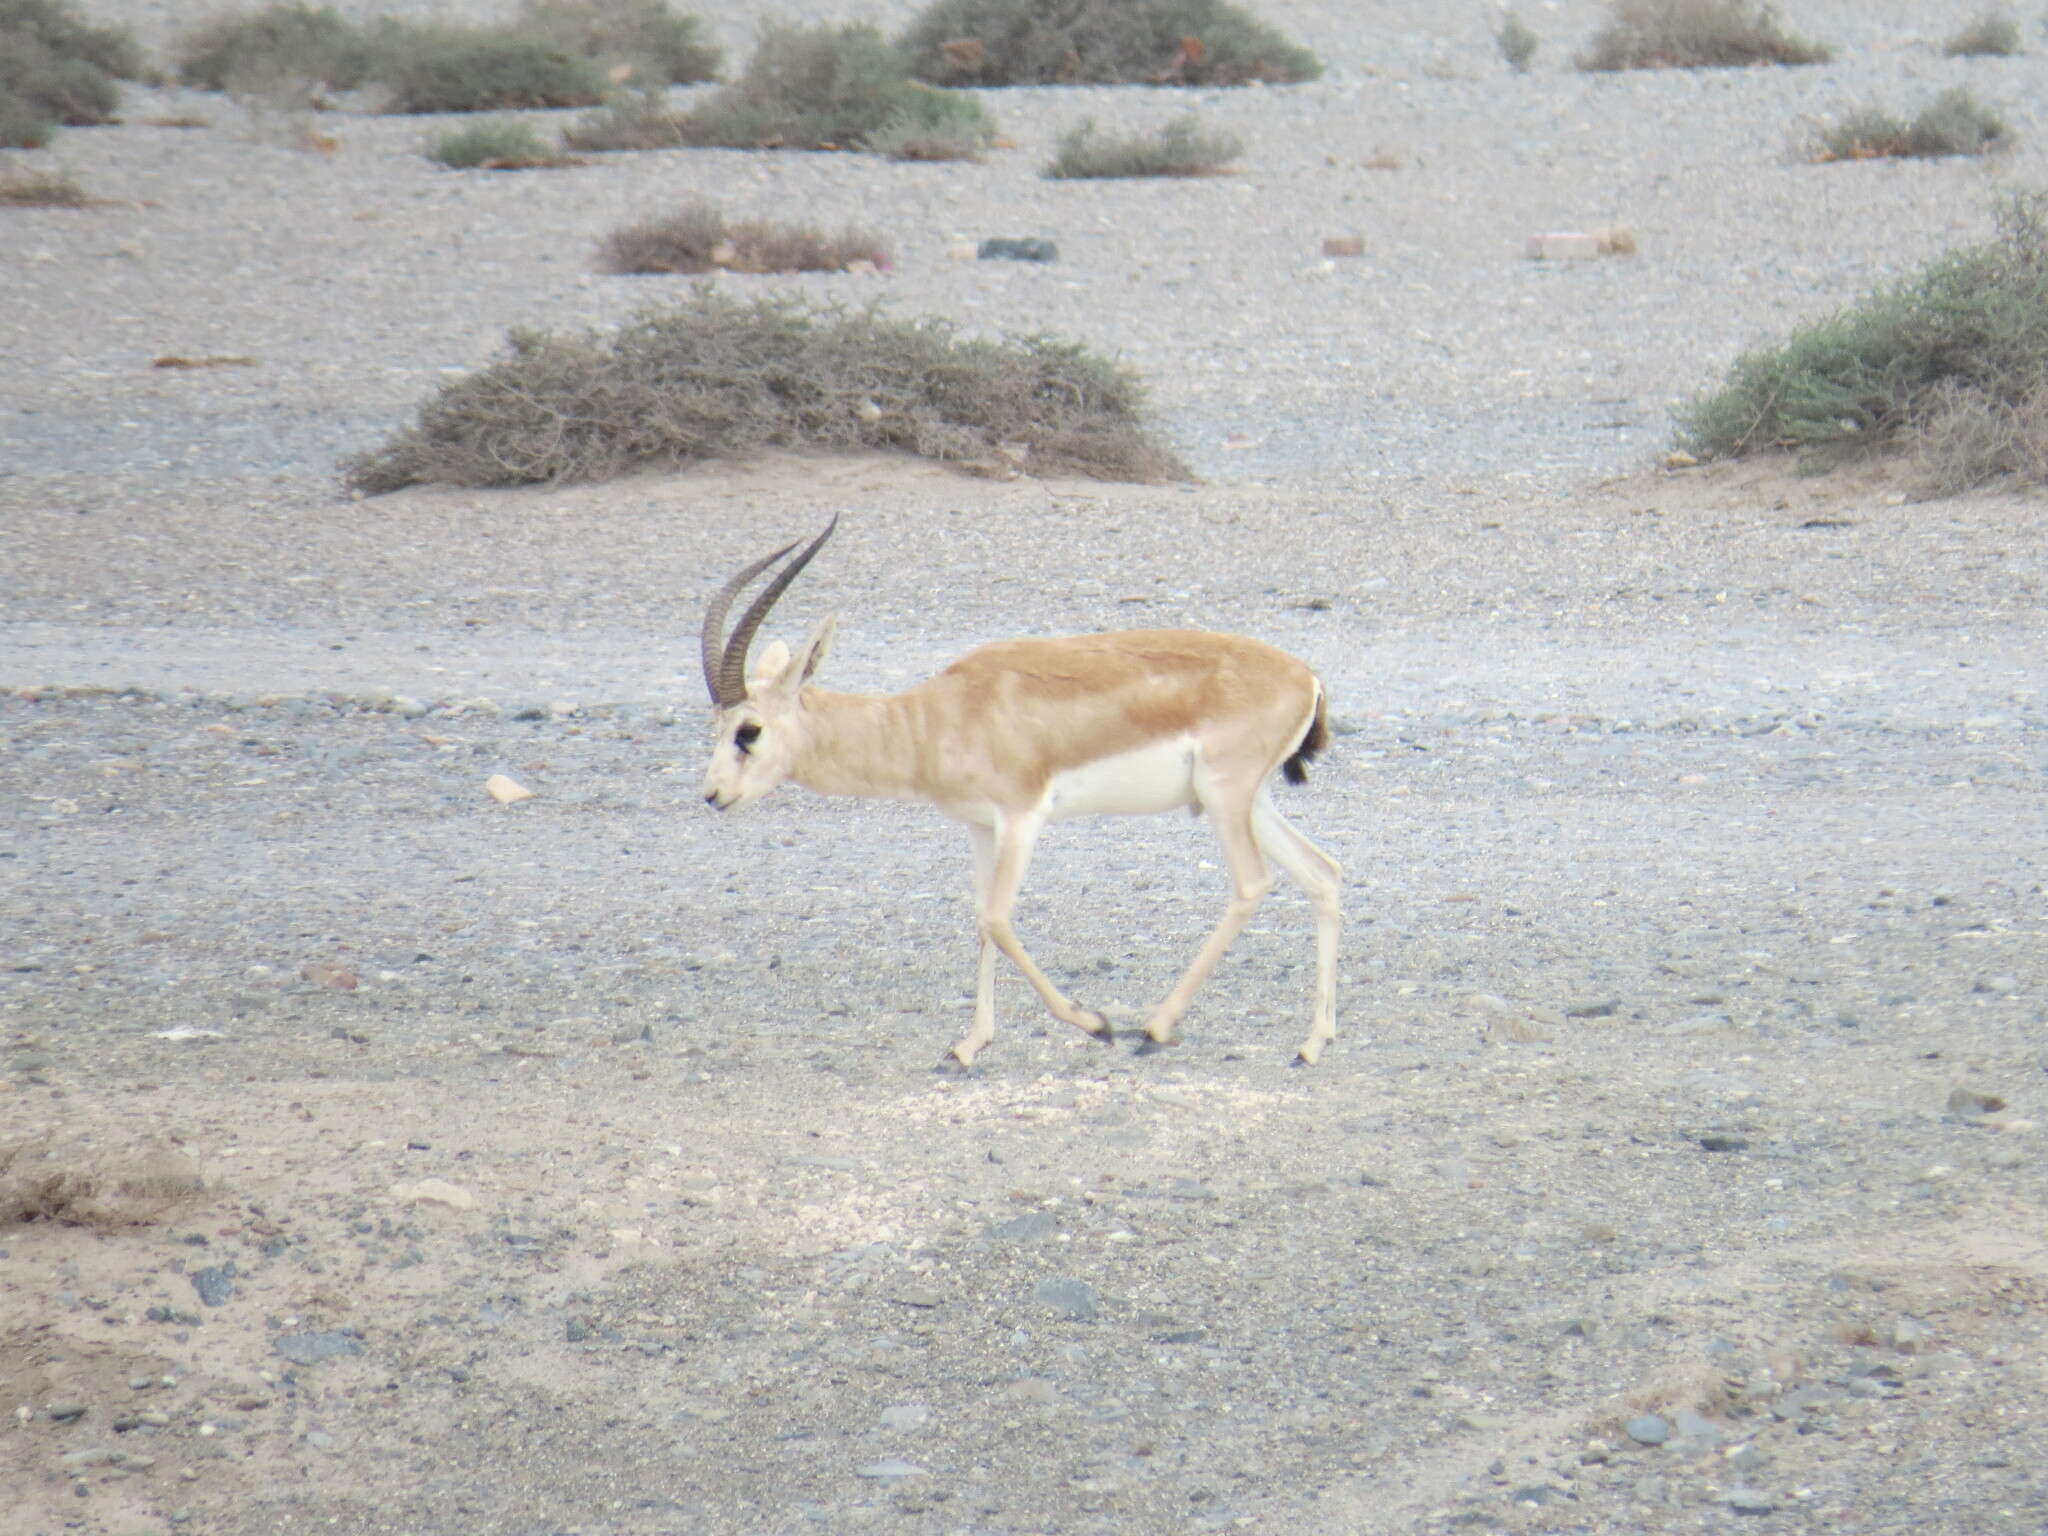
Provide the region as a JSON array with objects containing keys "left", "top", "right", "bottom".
[{"left": 698, "top": 519, "right": 1343, "bottom": 1069}]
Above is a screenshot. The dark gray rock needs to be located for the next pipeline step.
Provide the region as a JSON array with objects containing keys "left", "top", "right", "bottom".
[{"left": 273, "top": 1330, "right": 364, "bottom": 1366}]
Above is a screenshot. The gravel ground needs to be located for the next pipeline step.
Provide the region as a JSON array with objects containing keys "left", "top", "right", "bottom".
[{"left": 4, "top": 4, "right": 2048, "bottom": 1535}]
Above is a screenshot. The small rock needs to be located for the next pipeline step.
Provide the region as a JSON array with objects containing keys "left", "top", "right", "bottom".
[
  {"left": 1697, "top": 1134, "right": 1748, "bottom": 1153},
  {"left": 1973, "top": 975, "right": 2020, "bottom": 996},
  {"left": 878, "top": 1403, "right": 930, "bottom": 1432},
  {"left": 1624, "top": 1414, "right": 1670, "bottom": 1446},
  {"left": 59, "top": 1448, "right": 119, "bottom": 1470},
  {"left": 298, "top": 963, "right": 358, "bottom": 991},
  {"left": 976, "top": 237, "right": 1056, "bottom": 263},
  {"left": 1946, "top": 1087, "right": 2007, "bottom": 1117},
  {"left": 1891, "top": 1317, "right": 1931, "bottom": 1353},
  {"left": 484, "top": 774, "right": 533, "bottom": 804},
  {"left": 990, "top": 1211, "right": 1057, "bottom": 1242},
  {"left": 392, "top": 1178, "right": 477, "bottom": 1210},
  {"left": 1032, "top": 1277, "right": 1098, "bottom": 1321},
  {"left": 190, "top": 1264, "right": 236, "bottom": 1307},
  {"left": 1564, "top": 998, "right": 1619, "bottom": 1018},
  {"left": 854, "top": 1459, "right": 926, "bottom": 1479},
  {"left": 1321, "top": 236, "right": 1365, "bottom": 258},
  {"left": 1726, "top": 1488, "right": 1776, "bottom": 1516},
  {"left": 46, "top": 1402, "right": 88, "bottom": 1423},
  {"left": 272, "top": 1331, "right": 364, "bottom": 1366}
]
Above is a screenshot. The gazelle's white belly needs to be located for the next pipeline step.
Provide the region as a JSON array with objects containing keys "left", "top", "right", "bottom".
[{"left": 1041, "top": 735, "right": 1199, "bottom": 820}]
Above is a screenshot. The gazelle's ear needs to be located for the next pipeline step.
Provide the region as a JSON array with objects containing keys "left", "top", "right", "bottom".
[
  {"left": 748, "top": 639, "right": 792, "bottom": 689},
  {"left": 793, "top": 614, "right": 836, "bottom": 686},
  {"left": 760, "top": 614, "right": 834, "bottom": 702}
]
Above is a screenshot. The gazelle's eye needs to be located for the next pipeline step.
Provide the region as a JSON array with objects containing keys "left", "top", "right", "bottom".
[{"left": 734, "top": 721, "right": 762, "bottom": 754}]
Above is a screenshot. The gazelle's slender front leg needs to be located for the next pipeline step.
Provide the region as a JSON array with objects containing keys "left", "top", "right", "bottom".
[
  {"left": 949, "top": 812, "right": 1113, "bottom": 1067},
  {"left": 1254, "top": 796, "right": 1343, "bottom": 1063},
  {"left": 1137, "top": 801, "right": 1273, "bottom": 1051},
  {"left": 946, "top": 825, "right": 1003, "bottom": 1070}
]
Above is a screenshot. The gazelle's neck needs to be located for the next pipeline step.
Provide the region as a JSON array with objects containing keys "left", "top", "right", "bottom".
[{"left": 790, "top": 690, "right": 925, "bottom": 801}]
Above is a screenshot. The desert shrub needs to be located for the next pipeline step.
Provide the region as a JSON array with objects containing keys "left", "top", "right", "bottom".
[
  {"left": 1045, "top": 114, "right": 1242, "bottom": 178},
  {"left": 898, "top": 0, "right": 1320, "bottom": 86},
  {"left": 428, "top": 117, "right": 570, "bottom": 168},
  {"left": 514, "top": 0, "right": 720, "bottom": 84},
  {"left": 562, "top": 88, "right": 684, "bottom": 149},
  {"left": 1811, "top": 89, "right": 2009, "bottom": 162},
  {"left": 1578, "top": 0, "right": 1830, "bottom": 70},
  {"left": 2, "top": 1136, "right": 205, "bottom": 1228},
  {"left": 0, "top": 92, "right": 52, "bottom": 145},
  {"left": 383, "top": 30, "right": 609, "bottom": 113},
  {"left": 861, "top": 83, "right": 995, "bottom": 160},
  {"left": 1495, "top": 11, "right": 1539, "bottom": 71},
  {"left": 600, "top": 199, "right": 888, "bottom": 273},
  {"left": 0, "top": 35, "right": 120, "bottom": 127},
  {"left": 176, "top": 3, "right": 386, "bottom": 91},
  {"left": 1944, "top": 9, "right": 2021, "bottom": 57},
  {"left": 0, "top": 166, "right": 88, "bottom": 203},
  {"left": 1678, "top": 192, "right": 2048, "bottom": 488},
  {"left": 0, "top": 0, "right": 145, "bottom": 80},
  {"left": 1912, "top": 378, "right": 2048, "bottom": 492},
  {"left": 344, "top": 288, "right": 1185, "bottom": 492},
  {"left": 0, "top": 0, "right": 141, "bottom": 141},
  {"left": 676, "top": 22, "right": 992, "bottom": 151}
]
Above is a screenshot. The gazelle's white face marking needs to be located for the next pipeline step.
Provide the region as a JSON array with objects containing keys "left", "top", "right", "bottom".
[
  {"left": 700, "top": 701, "right": 792, "bottom": 812},
  {"left": 699, "top": 626, "right": 831, "bottom": 812},
  {"left": 1043, "top": 735, "right": 1199, "bottom": 820}
]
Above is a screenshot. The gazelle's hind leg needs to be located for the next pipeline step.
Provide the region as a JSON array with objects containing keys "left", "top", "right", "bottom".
[
  {"left": 948, "top": 813, "right": 1113, "bottom": 1070},
  {"left": 1253, "top": 794, "right": 1343, "bottom": 1064},
  {"left": 1137, "top": 799, "right": 1272, "bottom": 1051}
]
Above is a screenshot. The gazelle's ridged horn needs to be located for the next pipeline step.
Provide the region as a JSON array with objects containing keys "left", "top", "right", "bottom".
[
  {"left": 701, "top": 540, "right": 799, "bottom": 705},
  {"left": 706, "top": 516, "right": 839, "bottom": 707}
]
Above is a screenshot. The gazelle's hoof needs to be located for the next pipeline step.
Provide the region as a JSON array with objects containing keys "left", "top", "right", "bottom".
[
  {"left": 934, "top": 1053, "right": 974, "bottom": 1075},
  {"left": 1133, "top": 1033, "right": 1177, "bottom": 1056},
  {"left": 1067, "top": 1009, "right": 1116, "bottom": 1042}
]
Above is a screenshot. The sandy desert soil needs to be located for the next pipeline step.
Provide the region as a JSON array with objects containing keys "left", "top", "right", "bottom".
[{"left": 3, "top": 3, "right": 2047, "bottom": 1534}]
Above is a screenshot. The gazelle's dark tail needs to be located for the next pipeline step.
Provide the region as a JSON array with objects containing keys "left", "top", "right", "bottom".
[{"left": 1281, "top": 684, "right": 1329, "bottom": 786}]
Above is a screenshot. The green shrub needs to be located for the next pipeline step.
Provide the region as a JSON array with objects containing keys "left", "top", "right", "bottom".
[
  {"left": 176, "top": 4, "right": 386, "bottom": 91},
  {"left": 898, "top": 0, "right": 1320, "bottom": 86},
  {"left": 514, "top": 0, "right": 720, "bottom": 84},
  {"left": 599, "top": 200, "right": 890, "bottom": 273},
  {"left": 1578, "top": 0, "right": 1830, "bottom": 70},
  {"left": 1944, "top": 9, "right": 2021, "bottom": 57},
  {"left": 0, "top": 0, "right": 145, "bottom": 80},
  {"left": 1812, "top": 88, "right": 2009, "bottom": 162},
  {"left": 861, "top": 82, "right": 995, "bottom": 160},
  {"left": 562, "top": 88, "right": 685, "bottom": 149},
  {"left": 427, "top": 118, "right": 571, "bottom": 168},
  {"left": 0, "top": 90, "right": 54, "bottom": 146},
  {"left": 677, "top": 22, "right": 992, "bottom": 152},
  {"left": 1045, "top": 115, "right": 1242, "bottom": 178},
  {"left": 384, "top": 31, "right": 609, "bottom": 113},
  {"left": 1677, "top": 192, "right": 2048, "bottom": 486},
  {"left": 0, "top": 34, "right": 120, "bottom": 125},
  {"left": 1495, "top": 11, "right": 1540, "bottom": 71},
  {"left": 344, "top": 289, "right": 1185, "bottom": 492},
  {"left": 0, "top": 0, "right": 141, "bottom": 142},
  {"left": 0, "top": 165, "right": 88, "bottom": 204}
]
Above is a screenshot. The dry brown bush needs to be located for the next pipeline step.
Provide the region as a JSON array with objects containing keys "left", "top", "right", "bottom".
[
  {"left": 1912, "top": 379, "right": 2048, "bottom": 493},
  {"left": 344, "top": 289, "right": 1186, "bottom": 492},
  {"left": 0, "top": 166, "right": 89, "bottom": 204},
  {"left": 1578, "top": 0, "right": 1830, "bottom": 69},
  {"left": 599, "top": 200, "right": 889, "bottom": 274},
  {"left": 1, "top": 1136, "right": 205, "bottom": 1228}
]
